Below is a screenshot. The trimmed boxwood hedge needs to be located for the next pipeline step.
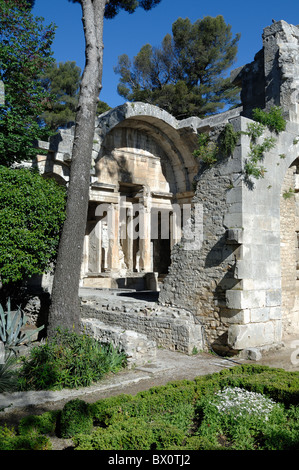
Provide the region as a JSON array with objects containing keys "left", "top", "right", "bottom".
[{"left": 2, "top": 364, "right": 299, "bottom": 450}]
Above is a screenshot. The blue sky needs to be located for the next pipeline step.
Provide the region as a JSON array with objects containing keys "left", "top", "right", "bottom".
[{"left": 32, "top": 0, "right": 299, "bottom": 109}]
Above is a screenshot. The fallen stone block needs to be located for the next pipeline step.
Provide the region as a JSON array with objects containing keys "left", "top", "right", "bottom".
[{"left": 81, "top": 318, "right": 157, "bottom": 368}]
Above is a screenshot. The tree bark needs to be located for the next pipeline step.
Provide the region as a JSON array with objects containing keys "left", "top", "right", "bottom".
[{"left": 47, "top": 0, "right": 108, "bottom": 337}]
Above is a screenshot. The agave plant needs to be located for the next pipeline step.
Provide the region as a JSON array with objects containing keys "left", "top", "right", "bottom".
[
  {"left": 0, "top": 298, "right": 44, "bottom": 354},
  {"left": 0, "top": 352, "right": 19, "bottom": 393}
]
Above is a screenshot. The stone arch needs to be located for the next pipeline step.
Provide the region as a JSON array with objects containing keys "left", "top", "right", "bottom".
[
  {"left": 81, "top": 102, "right": 199, "bottom": 289},
  {"left": 94, "top": 102, "right": 198, "bottom": 192}
]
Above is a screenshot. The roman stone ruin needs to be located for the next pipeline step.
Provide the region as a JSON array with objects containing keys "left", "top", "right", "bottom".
[{"left": 35, "top": 20, "right": 299, "bottom": 358}]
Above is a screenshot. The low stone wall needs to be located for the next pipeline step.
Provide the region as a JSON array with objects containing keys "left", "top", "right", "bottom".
[
  {"left": 80, "top": 301, "right": 203, "bottom": 355},
  {"left": 81, "top": 318, "right": 157, "bottom": 368}
]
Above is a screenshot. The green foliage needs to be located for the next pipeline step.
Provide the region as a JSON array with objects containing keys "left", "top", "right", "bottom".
[
  {"left": 73, "top": 417, "right": 186, "bottom": 451},
  {"left": 0, "top": 166, "right": 66, "bottom": 285},
  {"left": 105, "top": 0, "right": 162, "bottom": 19},
  {"left": 243, "top": 107, "right": 286, "bottom": 180},
  {"left": 283, "top": 188, "right": 295, "bottom": 200},
  {"left": 0, "top": 424, "right": 52, "bottom": 450},
  {"left": 68, "top": 0, "right": 162, "bottom": 19},
  {"left": 0, "top": 299, "right": 44, "bottom": 353},
  {"left": 23, "top": 0, "right": 35, "bottom": 8},
  {"left": 0, "top": 0, "right": 56, "bottom": 166},
  {"left": 0, "top": 352, "right": 19, "bottom": 393},
  {"left": 18, "top": 328, "right": 127, "bottom": 391},
  {"left": 195, "top": 387, "right": 297, "bottom": 450},
  {"left": 219, "top": 123, "right": 240, "bottom": 156},
  {"left": 1, "top": 364, "right": 299, "bottom": 450},
  {"left": 246, "top": 121, "right": 265, "bottom": 139},
  {"left": 252, "top": 106, "right": 286, "bottom": 133},
  {"left": 97, "top": 100, "right": 111, "bottom": 115},
  {"left": 40, "top": 61, "right": 111, "bottom": 131},
  {"left": 90, "top": 380, "right": 196, "bottom": 432},
  {"left": 18, "top": 411, "right": 59, "bottom": 436},
  {"left": 74, "top": 365, "right": 299, "bottom": 450},
  {"left": 193, "top": 124, "right": 241, "bottom": 169},
  {"left": 40, "top": 61, "right": 81, "bottom": 131},
  {"left": 244, "top": 135, "right": 276, "bottom": 179},
  {"left": 60, "top": 399, "right": 93, "bottom": 438},
  {"left": 193, "top": 132, "right": 218, "bottom": 166},
  {"left": 244, "top": 121, "right": 276, "bottom": 180},
  {"left": 115, "top": 15, "right": 240, "bottom": 119}
]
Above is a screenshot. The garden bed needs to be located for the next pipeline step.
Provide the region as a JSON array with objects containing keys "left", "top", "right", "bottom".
[{"left": 1, "top": 364, "right": 298, "bottom": 450}]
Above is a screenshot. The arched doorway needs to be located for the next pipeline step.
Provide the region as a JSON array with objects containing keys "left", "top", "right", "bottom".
[{"left": 80, "top": 103, "right": 198, "bottom": 291}]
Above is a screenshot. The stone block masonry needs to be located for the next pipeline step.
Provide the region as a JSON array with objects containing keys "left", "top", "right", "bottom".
[
  {"left": 159, "top": 20, "right": 299, "bottom": 354},
  {"left": 159, "top": 116, "right": 241, "bottom": 354},
  {"left": 81, "top": 318, "right": 157, "bottom": 368},
  {"left": 80, "top": 300, "right": 204, "bottom": 355},
  {"left": 34, "top": 20, "right": 299, "bottom": 357}
]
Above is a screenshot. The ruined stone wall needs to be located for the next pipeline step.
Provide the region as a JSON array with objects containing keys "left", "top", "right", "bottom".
[
  {"left": 80, "top": 299, "right": 203, "bottom": 355},
  {"left": 159, "top": 118, "right": 241, "bottom": 353},
  {"left": 33, "top": 20, "right": 299, "bottom": 355},
  {"left": 160, "top": 20, "right": 299, "bottom": 353},
  {"left": 160, "top": 110, "right": 299, "bottom": 353},
  {"left": 233, "top": 21, "right": 299, "bottom": 124},
  {"left": 280, "top": 164, "right": 297, "bottom": 331}
]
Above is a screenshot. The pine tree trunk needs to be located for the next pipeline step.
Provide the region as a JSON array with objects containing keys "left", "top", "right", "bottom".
[{"left": 47, "top": 0, "right": 107, "bottom": 337}]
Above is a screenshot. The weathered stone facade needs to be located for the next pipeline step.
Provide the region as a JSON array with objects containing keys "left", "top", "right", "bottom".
[{"left": 35, "top": 20, "right": 299, "bottom": 357}]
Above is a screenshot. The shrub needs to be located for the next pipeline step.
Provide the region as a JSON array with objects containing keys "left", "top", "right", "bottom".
[
  {"left": 59, "top": 399, "right": 93, "bottom": 438},
  {"left": 0, "top": 166, "right": 66, "bottom": 285},
  {"left": 211, "top": 364, "right": 299, "bottom": 406},
  {"left": 90, "top": 380, "right": 197, "bottom": 429},
  {"left": 0, "top": 352, "right": 19, "bottom": 393},
  {"left": 1, "top": 364, "right": 298, "bottom": 450},
  {"left": 0, "top": 424, "right": 52, "bottom": 450},
  {"left": 193, "top": 132, "right": 218, "bottom": 166},
  {"left": 194, "top": 386, "right": 297, "bottom": 450},
  {"left": 0, "top": 298, "right": 44, "bottom": 355},
  {"left": 73, "top": 417, "right": 186, "bottom": 451},
  {"left": 18, "top": 328, "right": 127, "bottom": 391},
  {"left": 243, "top": 107, "right": 286, "bottom": 181},
  {"left": 18, "top": 411, "right": 59, "bottom": 436},
  {"left": 252, "top": 106, "right": 286, "bottom": 133}
]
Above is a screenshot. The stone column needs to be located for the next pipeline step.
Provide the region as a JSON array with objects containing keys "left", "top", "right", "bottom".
[
  {"left": 107, "top": 203, "right": 120, "bottom": 273},
  {"left": 170, "top": 206, "right": 182, "bottom": 249},
  {"left": 95, "top": 218, "right": 102, "bottom": 272},
  {"left": 81, "top": 232, "right": 89, "bottom": 277},
  {"left": 119, "top": 200, "right": 134, "bottom": 272},
  {"left": 138, "top": 189, "right": 152, "bottom": 272},
  {"left": 126, "top": 205, "right": 134, "bottom": 271}
]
